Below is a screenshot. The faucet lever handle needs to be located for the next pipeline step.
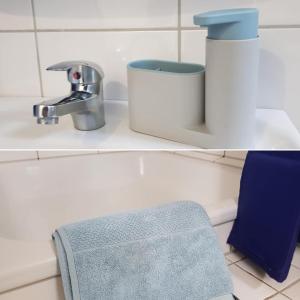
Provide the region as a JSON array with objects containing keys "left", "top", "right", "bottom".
[{"left": 47, "top": 60, "right": 104, "bottom": 85}]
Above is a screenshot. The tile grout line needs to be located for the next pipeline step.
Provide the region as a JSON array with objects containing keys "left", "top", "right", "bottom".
[
  {"left": 279, "top": 278, "right": 300, "bottom": 297},
  {"left": 30, "top": 0, "right": 44, "bottom": 97},
  {"left": 239, "top": 259, "right": 300, "bottom": 295},
  {"left": 37, "top": 27, "right": 178, "bottom": 32},
  {"left": 225, "top": 255, "right": 245, "bottom": 266},
  {"left": 234, "top": 263, "right": 278, "bottom": 293},
  {"left": 37, "top": 152, "right": 99, "bottom": 160},
  {"left": 0, "top": 28, "right": 178, "bottom": 33},
  {"left": 0, "top": 29, "right": 35, "bottom": 33},
  {"left": 234, "top": 262, "right": 300, "bottom": 297},
  {"left": 291, "top": 263, "right": 300, "bottom": 270},
  {"left": 225, "top": 253, "right": 246, "bottom": 265},
  {"left": 264, "top": 292, "right": 292, "bottom": 300},
  {"left": 264, "top": 292, "right": 280, "bottom": 299},
  {"left": 260, "top": 24, "right": 300, "bottom": 29},
  {"left": 281, "top": 294, "right": 293, "bottom": 300},
  {"left": 0, "top": 24, "right": 299, "bottom": 34},
  {"left": 181, "top": 25, "right": 300, "bottom": 30},
  {"left": 177, "top": 0, "right": 182, "bottom": 62}
]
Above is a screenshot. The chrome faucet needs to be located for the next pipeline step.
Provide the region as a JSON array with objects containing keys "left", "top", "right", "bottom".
[{"left": 33, "top": 61, "right": 105, "bottom": 131}]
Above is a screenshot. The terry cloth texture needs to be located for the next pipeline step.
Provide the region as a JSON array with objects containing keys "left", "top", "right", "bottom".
[{"left": 53, "top": 201, "right": 233, "bottom": 300}]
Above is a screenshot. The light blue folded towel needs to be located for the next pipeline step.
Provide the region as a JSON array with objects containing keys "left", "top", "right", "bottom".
[{"left": 53, "top": 201, "right": 233, "bottom": 300}]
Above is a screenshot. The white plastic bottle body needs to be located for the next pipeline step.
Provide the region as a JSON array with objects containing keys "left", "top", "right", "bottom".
[{"left": 205, "top": 38, "right": 260, "bottom": 148}]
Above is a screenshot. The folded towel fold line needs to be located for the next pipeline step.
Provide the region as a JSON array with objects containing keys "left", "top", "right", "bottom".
[{"left": 55, "top": 225, "right": 214, "bottom": 254}]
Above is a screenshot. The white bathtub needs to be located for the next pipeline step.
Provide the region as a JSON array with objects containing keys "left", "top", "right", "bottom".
[{"left": 0, "top": 152, "right": 242, "bottom": 299}]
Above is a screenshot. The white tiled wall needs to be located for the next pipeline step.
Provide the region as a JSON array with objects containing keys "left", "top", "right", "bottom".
[
  {"left": 181, "top": 0, "right": 300, "bottom": 27},
  {"left": 38, "top": 31, "right": 178, "bottom": 99},
  {"left": 34, "top": 0, "right": 178, "bottom": 29},
  {"left": 0, "top": 0, "right": 33, "bottom": 30},
  {"left": 181, "top": 28, "right": 300, "bottom": 111},
  {"left": 0, "top": 1, "right": 299, "bottom": 128},
  {"left": 0, "top": 33, "right": 40, "bottom": 96}
]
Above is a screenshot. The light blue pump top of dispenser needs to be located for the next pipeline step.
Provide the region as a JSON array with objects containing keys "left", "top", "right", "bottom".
[{"left": 194, "top": 8, "right": 259, "bottom": 40}]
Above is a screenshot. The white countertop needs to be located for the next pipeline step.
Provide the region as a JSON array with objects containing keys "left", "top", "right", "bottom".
[
  {"left": 0, "top": 98, "right": 195, "bottom": 150},
  {"left": 0, "top": 97, "right": 299, "bottom": 149}
]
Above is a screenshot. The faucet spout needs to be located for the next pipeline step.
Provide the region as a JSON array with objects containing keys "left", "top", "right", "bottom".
[
  {"left": 37, "top": 116, "right": 59, "bottom": 125},
  {"left": 34, "top": 91, "right": 105, "bottom": 131}
]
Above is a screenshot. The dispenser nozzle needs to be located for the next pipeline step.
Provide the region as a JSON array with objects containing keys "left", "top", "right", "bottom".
[{"left": 194, "top": 8, "right": 259, "bottom": 40}]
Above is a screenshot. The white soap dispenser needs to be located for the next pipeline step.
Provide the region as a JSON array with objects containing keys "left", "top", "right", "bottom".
[{"left": 194, "top": 8, "right": 260, "bottom": 148}]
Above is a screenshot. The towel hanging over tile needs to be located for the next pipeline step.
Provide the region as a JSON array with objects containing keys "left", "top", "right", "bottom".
[{"left": 228, "top": 151, "right": 300, "bottom": 282}]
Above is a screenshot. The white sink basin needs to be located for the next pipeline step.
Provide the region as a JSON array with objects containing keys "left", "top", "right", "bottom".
[
  {"left": 0, "top": 97, "right": 299, "bottom": 149},
  {"left": 0, "top": 152, "right": 241, "bottom": 293}
]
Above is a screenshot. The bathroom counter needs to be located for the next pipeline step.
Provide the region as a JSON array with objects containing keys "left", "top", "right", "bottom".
[
  {"left": 0, "top": 97, "right": 299, "bottom": 149},
  {"left": 0, "top": 97, "right": 195, "bottom": 150}
]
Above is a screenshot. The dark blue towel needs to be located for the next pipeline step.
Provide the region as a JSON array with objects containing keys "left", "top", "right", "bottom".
[{"left": 227, "top": 151, "right": 300, "bottom": 282}]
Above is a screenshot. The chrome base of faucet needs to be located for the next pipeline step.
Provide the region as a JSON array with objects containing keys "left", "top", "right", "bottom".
[
  {"left": 71, "top": 104, "right": 105, "bottom": 131},
  {"left": 33, "top": 61, "right": 106, "bottom": 131},
  {"left": 33, "top": 93, "right": 105, "bottom": 131}
]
